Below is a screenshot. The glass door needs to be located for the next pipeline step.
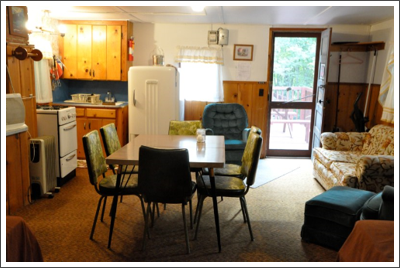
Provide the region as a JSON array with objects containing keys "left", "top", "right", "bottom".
[{"left": 267, "top": 32, "right": 320, "bottom": 157}]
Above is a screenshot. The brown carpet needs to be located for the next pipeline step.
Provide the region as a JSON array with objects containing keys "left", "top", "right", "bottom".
[{"left": 11, "top": 158, "right": 339, "bottom": 263}]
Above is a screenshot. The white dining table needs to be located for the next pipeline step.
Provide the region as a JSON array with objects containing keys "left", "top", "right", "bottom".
[{"left": 106, "top": 134, "right": 225, "bottom": 252}]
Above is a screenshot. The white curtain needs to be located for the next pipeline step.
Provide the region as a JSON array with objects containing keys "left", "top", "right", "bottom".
[
  {"left": 175, "top": 46, "right": 224, "bottom": 102},
  {"left": 378, "top": 44, "right": 394, "bottom": 124},
  {"left": 34, "top": 60, "right": 53, "bottom": 103}
]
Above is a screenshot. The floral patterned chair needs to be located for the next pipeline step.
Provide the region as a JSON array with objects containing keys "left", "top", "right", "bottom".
[{"left": 313, "top": 124, "right": 394, "bottom": 193}]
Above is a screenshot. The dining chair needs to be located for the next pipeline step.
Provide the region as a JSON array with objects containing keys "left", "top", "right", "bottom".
[
  {"left": 201, "top": 126, "right": 262, "bottom": 179},
  {"left": 100, "top": 123, "right": 138, "bottom": 175},
  {"left": 193, "top": 131, "right": 263, "bottom": 243},
  {"left": 138, "top": 145, "right": 197, "bottom": 254},
  {"left": 82, "top": 130, "right": 145, "bottom": 248},
  {"left": 168, "top": 120, "right": 202, "bottom": 135}
]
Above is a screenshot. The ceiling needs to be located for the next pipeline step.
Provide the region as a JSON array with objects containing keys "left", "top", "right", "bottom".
[{"left": 27, "top": 5, "right": 395, "bottom": 26}]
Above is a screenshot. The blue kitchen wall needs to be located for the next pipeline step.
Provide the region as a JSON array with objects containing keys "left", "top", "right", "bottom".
[{"left": 53, "top": 79, "right": 128, "bottom": 102}]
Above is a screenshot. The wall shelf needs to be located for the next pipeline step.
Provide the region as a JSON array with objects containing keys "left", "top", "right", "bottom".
[{"left": 330, "top": 41, "right": 385, "bottom": 52}]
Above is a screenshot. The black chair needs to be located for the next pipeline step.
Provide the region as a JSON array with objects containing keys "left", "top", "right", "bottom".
[
  {"left": 138, "top": 146, "right": 197, "bottom": 254},
  {"left": 194, "top": 131, "right": 263, "bottom": 243},
  {"left": 82, "top": 130, "right": 145, "bottom": 248},
  {"left": 202, "top": 103, "right": 251, "bottom": 165}
]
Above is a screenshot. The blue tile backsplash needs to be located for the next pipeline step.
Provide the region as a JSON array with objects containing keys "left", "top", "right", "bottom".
[{"left": 53, "top": 79, "right": 128, "bottom": 102}]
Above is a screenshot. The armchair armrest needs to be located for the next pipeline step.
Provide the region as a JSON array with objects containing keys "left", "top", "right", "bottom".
[
  {"left": 205, "top": 128, "right": 213, "bottom": 135},
  {"left": 321, "top": 132, "right": 366, "bottom": 151},
  {"left": 380, "top": 185, "right": 394, "bottom": 220},
  {"left": 242, "top": 128, "right": 251, "bottom": 142},
  {"left": 356, "top": 155, "right": 394, "bottom": 192}
]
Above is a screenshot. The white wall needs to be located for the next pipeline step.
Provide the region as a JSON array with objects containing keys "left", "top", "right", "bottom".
[{"left": 133, "top": 21, "right": 394, "bottom": 84}]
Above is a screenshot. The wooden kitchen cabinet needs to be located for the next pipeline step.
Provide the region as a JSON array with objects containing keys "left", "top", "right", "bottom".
[
  {"left": 6, "top": 132, "right": 31, "bottom": 215},
  {"left": 75, "top": 106, "right": 128, "bottom": 159},
  {"left": 60, "top": 20, "right": 133, "bottom": 81}
]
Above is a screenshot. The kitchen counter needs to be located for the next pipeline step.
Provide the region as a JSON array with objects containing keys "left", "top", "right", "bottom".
[{"left": 52, "top": 101, "right": 128, "bottom": 108}]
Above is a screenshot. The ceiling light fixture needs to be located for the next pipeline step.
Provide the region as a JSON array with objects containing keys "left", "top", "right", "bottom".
[{"left": 191, "top": 6, "right": 205, "bottom": 12}]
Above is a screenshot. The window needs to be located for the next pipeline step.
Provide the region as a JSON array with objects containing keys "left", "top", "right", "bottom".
[{"left": 176, "top": 46, "right": 224, "bottom": 102}]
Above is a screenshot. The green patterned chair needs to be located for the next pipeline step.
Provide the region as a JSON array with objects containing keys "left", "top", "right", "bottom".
[
  {"left": 82, "top": 130, "right": 145, "bottom": 248},
  {"left": 201, "top": 126, "right": 262, "bottom": 179},
  {"left": 168, "top": 120, "right": 203, "bottom": 135},
  {"left": 194, "top": 130, "right": 263, "bottom": 243},
  {"left": 100, "top": 123, "right": 138, "bottom": 175}
]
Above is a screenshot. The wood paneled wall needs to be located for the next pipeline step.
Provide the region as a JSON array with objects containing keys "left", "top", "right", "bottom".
[{"left": 324, "top": 83, "right": 392, "bottom": 132}]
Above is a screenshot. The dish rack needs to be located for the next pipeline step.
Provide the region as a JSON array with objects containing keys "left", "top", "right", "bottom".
[{"left": 71, "top": 94, "right": 101, "bottom": 104}]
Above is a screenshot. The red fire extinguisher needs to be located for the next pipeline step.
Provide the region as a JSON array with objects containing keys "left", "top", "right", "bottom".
[{"left": 128, "top": 36, "right": 134, "bottom": 61}]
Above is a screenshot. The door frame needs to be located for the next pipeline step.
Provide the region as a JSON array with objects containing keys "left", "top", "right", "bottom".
[{"left": 266, "top": 28, "right": 326, "bottom": 157}]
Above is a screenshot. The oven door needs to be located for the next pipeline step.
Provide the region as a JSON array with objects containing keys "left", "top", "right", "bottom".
[{"left": 59, "top": 121, "right": 77, "bottom": 157}]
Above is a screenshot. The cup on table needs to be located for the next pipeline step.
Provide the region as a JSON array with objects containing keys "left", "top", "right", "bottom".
[{"left": 196, "top": 128, "right": 206, "bottom": 143}]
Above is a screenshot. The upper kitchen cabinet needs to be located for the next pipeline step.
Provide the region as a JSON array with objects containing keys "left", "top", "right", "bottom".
[{"left": 59, "top": 20, "right": 133, "bottom": 81}]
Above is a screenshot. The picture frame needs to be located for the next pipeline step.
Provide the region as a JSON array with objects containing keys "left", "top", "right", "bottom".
[
  {"left": 7, "top": 6, "right": 29, "bottom": 38},
  {"left": 233, "top": 44, "right": 253, "bottom": 61},
  {"left": 319, "top": 63, "right": 326, "bottom": 80}
]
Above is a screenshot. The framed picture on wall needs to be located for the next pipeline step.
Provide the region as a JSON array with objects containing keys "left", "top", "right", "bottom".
[
  {"left": 7, "top": 6, "right": 29, "bottom": 38},
  {"left": 233, "top": 44, "right": 253, "bottom": 61}
]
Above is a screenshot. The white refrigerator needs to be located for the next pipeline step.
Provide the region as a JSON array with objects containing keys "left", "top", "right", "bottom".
[{"left": 128, "top": 66, "right": 183, "bottom": 141}]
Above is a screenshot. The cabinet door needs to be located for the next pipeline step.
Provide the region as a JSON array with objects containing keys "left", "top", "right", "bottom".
[
  {"left": 77, "top": 25, "right": 92, "bottom": 79},
  {"left": 107, "top": 25, "right": 122, "bottom": 80},
  {"left": 63, "top": 24, "right": 78, "bottom": 78},
  {"left": 76, "top": 117, "right": 88, "bottom": 159},
  {"left": 92, "top": 25, "right": 107, "bottom": 80}
]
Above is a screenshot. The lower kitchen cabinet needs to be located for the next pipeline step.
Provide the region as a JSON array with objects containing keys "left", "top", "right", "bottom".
[{"left": 75, "top": 106, "right": 128, "bottom": 159}]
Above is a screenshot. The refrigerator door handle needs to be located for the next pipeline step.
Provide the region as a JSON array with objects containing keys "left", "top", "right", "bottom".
[{"left": 133, "top": 89, "right": 136, "bottom": 106}]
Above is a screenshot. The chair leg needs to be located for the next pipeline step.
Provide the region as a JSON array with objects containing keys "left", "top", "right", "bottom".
[
  {"left": 189, "top": 199, "right": 193, "bottom": 229},
  {"left": 142, "top": 202, "right": 152, "bottom": 250},
  {"left": 239, "top": 197, "right": 247, "bottom": 223},
  {"left": 90, "top": 196, "right": 104, "bottom": 240},
  {"left": 182, "top": 203, "right": 191, "bottom": 254},
  {"left": 138, "top": 196, "right": 150, "bottom": 238},
  {"left": 120, "top": 195, "right": 123, "bottom": 203},
  {"left": 101, "top": 196, "right": 107, "bottom": 222},
  {"left": 241, "top": 196, "right": 254, "bottom": 241},
  {"left": 194, "top": 195, "right": 206, "bottom": 240}
]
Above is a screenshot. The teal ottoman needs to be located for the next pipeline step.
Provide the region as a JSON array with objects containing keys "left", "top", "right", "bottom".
[{"left": 301, "top": 186, "right": 375, "bottom": 251}]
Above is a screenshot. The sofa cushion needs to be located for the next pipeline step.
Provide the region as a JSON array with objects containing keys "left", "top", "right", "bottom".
[
  {"left": 361, "top": 125, "right": 394, "bottom": 156},
  {"left": 313, "top": 148, "right": 360, "bottom": 169},
  {"left": 225, "top": 139, "right": 246, "bottom": 150}
]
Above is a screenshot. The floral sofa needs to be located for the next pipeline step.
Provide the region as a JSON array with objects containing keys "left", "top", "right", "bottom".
[{"left": 313, "top": 124, "right": 394, "bottom": 193}]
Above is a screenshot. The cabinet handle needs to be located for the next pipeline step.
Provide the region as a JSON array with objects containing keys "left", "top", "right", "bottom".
[
  {"left": 89, "top": 69, "right": 91, "bottom": 76},
  {"left": 93, "top": 70, "right": 95, "bottom": 77},
  {"left": 84, "top": 122, "right": 86, "bottom": 130},
  {"left": 89, "top": 122, "right": 91, "bottom": 129}
]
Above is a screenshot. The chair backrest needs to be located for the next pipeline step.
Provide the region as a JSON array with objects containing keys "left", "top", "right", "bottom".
[
  {"left": 100, "top": 123, "right": 121, "bottom": 156},
  {"left": 202, "top": 103, "right": 248, "bottom": 140},
  {"left": 138, "top": 146, "right": 193, "bottom": 204},
  {"left": 82, "top": 130, "right": 108, "bottom": 186},
  {"left": 168, "top": 120, "right": 202, "bottom": 135},
  {"left": 240, "top": 131, "right": 263, "bottom": 186}
]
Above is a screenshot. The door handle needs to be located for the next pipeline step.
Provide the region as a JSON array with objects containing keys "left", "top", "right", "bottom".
[
  {"left": 66, "top": 154, "right": 76, "bottom": 161},
  {"left": 132, "top": 90, "right": 136, "bottom": 106},
  {"left": 64, "top": 124, "right": 76, "bottom": 131}
]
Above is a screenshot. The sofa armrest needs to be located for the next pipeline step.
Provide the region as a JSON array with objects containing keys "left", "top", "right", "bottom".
[
  {"left": 320, "top": 132, "right": 366, "bottom": 151},
  {"left": 242, "top": 128, "right": 251, "bottom": 142},
  {"left": 380, "top": 185, "right": 394, "bottom": 220},
  {"left": 356, "top": 155, "right": 394, "bottom": 192}
]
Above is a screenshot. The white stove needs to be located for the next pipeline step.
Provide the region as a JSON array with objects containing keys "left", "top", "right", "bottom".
[{"left": 36, "top": 105, "right": 77, "bottom": 186}]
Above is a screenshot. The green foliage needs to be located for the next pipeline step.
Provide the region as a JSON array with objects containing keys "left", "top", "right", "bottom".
[{"left": 273, "top": 37, "right": 317, "bottom": 88}]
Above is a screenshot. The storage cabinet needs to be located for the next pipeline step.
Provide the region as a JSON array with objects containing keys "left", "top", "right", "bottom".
[
  {"left": 75, "top": 106, "right": 128, "bottom": 159},
  {"left": 60, "top": 20, "right": 133, "bottom": 81}
]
